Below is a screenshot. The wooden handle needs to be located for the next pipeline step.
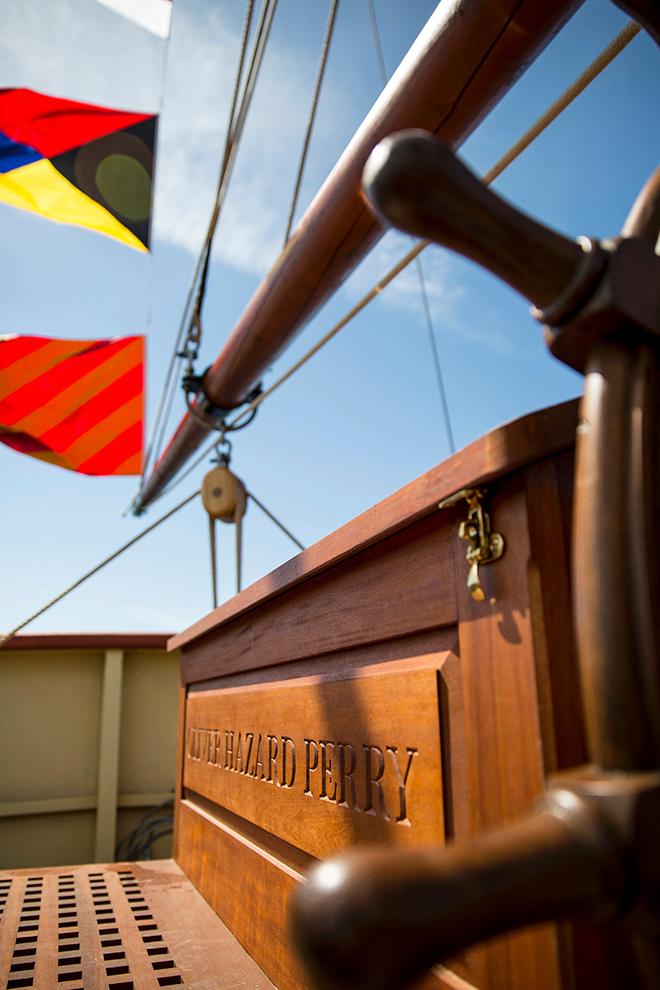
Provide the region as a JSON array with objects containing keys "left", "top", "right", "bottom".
[
  {"left": 290, "top": 790, "right": 626, "bottom": 990},
  {"left": 362, "top": 131, "right": 586, "bottom": 311}
]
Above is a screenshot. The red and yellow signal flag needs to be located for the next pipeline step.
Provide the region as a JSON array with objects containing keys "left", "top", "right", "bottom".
[
  {"left": 0, "top": 88, "right": 156, "bottom": 251},
  {"left": 0, "top": 335, "right": 144, "bottom": 476}
]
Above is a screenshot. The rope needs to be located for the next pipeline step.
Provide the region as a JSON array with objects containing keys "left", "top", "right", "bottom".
[
  {"left": 138, "top": 7, "right": 177, "bottom": 488},
  {"left": 141, "top": 0, "right": 273, "bottom": 483},
  {"left": 142, "top": 0, "right": 256, "bottom": 481},
  {"left": 209, "top": 516, "right": 219, "bottom": 608},
  {"left": 145, "top": 21, "right": 639, "bottom": 507},
  {"left": 415, "top": 255, "right": 456, "bottom": 453},
  {"left": 236, "top": 511, "right": 243, "bottom": 592},
  {"left": 0, "top": 490, "right": 200, "bottom": 648},
  {"left": 218, "top": 20, "right": 641, "bottom": 432},
  {"left": 3, "top": 19, "right": 638, "bottom": 636},
  {"left": 247, "top": 492, "right": 306, "bottom": 551},
  {"left": 283, "top": 0, "right": 340, "bottom": 244},
  {"left": 481, "top": 19, "right": 640, "bottom": 186},
  {"left": 368, "top": 0, "right": 456, "bottom": 454}
]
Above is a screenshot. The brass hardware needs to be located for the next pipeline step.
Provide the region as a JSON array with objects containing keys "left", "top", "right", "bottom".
[{"left": 438, "top": 488, "right": 504, "bottom": 601}]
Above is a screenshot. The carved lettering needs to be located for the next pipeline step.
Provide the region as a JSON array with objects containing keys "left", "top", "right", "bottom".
[
  {"left": 280, "top": 736, "right": 296, "bottom": 788},
  {"left": 319, "top": 740, "right": 337, "bottom": 803},
  {"left": 267, "top": 735, "right": 279, "bottom": 784},
  {"left": 234, "top": 732, "right": 244, "bottom": 774},
  {"left": 187, "top": 726, "right": 422, "bottom": 828},
  {"left": 244, "top": 732, "right": 254, "bottom": 775},
  {"left": 225, "top": 730, "right": 234, "bottom": 770},
  {"left": 386, "top": 746, "right": 418, "bottom": 824},
  {"left": 304, "top": 739, "right": 319, "bottom": 796},
  {"left": 363, "top": 745, "right": 389, "bottom": 821},
  {"left": 253, "top": 734, "right": 266, "bottom": 780},
  {"left": 337, "top": 742, "right": 359, "bottom": 811}
]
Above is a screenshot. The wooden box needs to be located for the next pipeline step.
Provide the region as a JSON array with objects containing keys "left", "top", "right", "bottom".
[{"left": 171, "top": 400, "right": 586, "bottom": 990}]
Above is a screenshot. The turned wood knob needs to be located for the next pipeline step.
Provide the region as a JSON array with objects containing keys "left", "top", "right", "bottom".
[
  {"left": 290, "top": 788, "right": 627, "bottom": 990},
  {"left": 362, "top": 131, "right": 588, "bottom": 313}
]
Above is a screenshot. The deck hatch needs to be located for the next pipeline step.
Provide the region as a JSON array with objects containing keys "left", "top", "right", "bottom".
[{"left": 0, "top": 860, "right": 274, "bottom": 988}]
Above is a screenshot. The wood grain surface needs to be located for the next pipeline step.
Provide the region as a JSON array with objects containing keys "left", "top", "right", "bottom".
[
  {"left": 180, "top": 513, "right": 456, "bottom": 684},
  {"left": 171, "top": 404, "right": 586, "bottom": 990},
  {"left": 0, "top": 859, "right": 275, "bottom": 989},
  {"left": 171, "top": 400, "right": 577, "bottom": 656},
  {"left": 184, "top": 666, "right": 445, "bottom": 859}
]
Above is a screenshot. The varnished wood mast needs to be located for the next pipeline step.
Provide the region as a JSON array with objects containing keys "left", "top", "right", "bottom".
[{"left": 135, "top": 0, "right": 584, "bottom": 512}]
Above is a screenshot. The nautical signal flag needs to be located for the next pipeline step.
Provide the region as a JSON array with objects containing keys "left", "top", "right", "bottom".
[
  {"left": 0, "top": 335, "right": 144, "bottom": 476},
  {"left": 0, "top": 88, "right": 156, "bottom": 251},
  {"left": 96, "top": 0, "right": 173, "bottom": 38}
]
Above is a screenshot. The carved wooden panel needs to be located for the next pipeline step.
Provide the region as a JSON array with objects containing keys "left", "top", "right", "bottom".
[
  {"left": 184, "top": 668, "right": 445, "bottom": 859},
  {"left": 172, "top": 402, "right": 584, "bottom": 990}
]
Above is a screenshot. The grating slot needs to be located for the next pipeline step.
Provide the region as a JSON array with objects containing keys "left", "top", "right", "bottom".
[
  {"left": 9, "top": 960, "right": 36, "bottom": 972},
  {"left": 57, "top": 970, "right": 82, "bottom": 983},
  {"left": 106, "top": 963, "right": 130, "bottom": 976},
  {"left": 0, "top": 863, "right": 225, "bottom": 990}
]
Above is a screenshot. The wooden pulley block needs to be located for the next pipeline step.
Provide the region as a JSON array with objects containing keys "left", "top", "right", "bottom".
[{"left": 201, "top": 466, "right": 247, "bottom": 522}]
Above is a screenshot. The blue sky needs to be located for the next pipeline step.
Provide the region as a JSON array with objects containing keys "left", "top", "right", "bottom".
[{"left": 0, "top": 0, "right": 657, "bottom": 634}]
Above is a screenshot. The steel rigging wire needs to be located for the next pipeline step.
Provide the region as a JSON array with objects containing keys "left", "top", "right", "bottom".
[
  {"left": 0, "top": 20, "right": 640, "bottom": 642},
  {"left": 140, "top": 0, "right": 278, "bottom": 487},
  {"left": 159, "top": 18, "right": 641, "bottom": 495},
  {"left": 367, "top": 0, "right": 456, "bottom": 455},
  {"left": 144, "top": 22, "right": 641, "bottom": 507},
  {"left": 283, "top": 0, "right": 340, "bottom": 245},
  {"left": 0, "top": 483, "right": 305, "bottom": 645}
]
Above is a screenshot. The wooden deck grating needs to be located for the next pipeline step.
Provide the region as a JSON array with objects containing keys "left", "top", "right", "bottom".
[{"left": 0, "top": 860, "right": 274, "bottom": 990}]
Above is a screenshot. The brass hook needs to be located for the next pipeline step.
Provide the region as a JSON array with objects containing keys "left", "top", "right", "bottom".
[{"left": 439, "top": 488, "right": 504, "bottom": 601}]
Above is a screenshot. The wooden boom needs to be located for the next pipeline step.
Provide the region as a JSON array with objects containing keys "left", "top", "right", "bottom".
[{"left": 135, "top": 0, "right": 584, "bottom": 512}]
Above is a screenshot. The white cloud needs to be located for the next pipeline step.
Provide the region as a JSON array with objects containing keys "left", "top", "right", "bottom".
[
  {"left": 153, "top": 3, "right": 347, "bottom": 273},
  {"left": 344, "top": 230, "right": 515, "bottom": 354},
  {"left": 0, "top": 0, "right": 347, "bottom": 275},
  {"left": 0, "top": 0, "right": 481, "bottom": 337}
]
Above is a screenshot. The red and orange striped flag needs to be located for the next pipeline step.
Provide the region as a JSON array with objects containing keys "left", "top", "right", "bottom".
[{"left": 0, "top": 334, "right": 144, "bottom": 475}]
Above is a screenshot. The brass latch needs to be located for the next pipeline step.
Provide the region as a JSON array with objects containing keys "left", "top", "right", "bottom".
[{"left": 438, "top": 488, "right": 504, "bottom": 602}]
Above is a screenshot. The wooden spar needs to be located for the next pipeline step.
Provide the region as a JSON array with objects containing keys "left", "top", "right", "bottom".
[{"left": 135, "top": 0, "right": 584, "bottom": 513}]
